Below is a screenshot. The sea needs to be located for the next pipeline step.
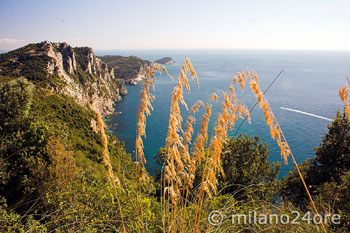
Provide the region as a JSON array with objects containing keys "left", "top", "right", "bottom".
[{"left": 96, "top": 49, "right": 350, "bottom": 178}]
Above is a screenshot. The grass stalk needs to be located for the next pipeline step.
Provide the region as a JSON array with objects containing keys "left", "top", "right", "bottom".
[{"left": 96, "top": 111, "right": 126, "bottom": 233}]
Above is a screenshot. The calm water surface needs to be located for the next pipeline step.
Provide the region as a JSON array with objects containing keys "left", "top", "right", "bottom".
[{"left": 97, "top": 49, "right": 350, "bottom": 178}]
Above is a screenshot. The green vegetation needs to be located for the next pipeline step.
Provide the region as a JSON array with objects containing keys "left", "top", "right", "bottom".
[
  {"left": 154, "top": 134, "right": 281, "bottom": 202},
  {"left": 100, "top": 55, "right": 151, "bottom": 79},
  {"left": 0, "top": 54, "right": 349, "bottom": 232},
  {"left": 280, "top": 110, "right": 350, "bottom": 230},
  {"left": 0, "top": 77, "right": 149, "bottom": 231},
  {"left": 0, "top": 43, "right": 52, "bottom": 82},
  {"left": 218, "top": 135, "right": 281, "bottom": 201}
]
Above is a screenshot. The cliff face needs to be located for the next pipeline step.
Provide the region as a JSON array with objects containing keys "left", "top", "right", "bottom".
[{"left": 0, "top": 41, "right": 126, "bottom": 116}]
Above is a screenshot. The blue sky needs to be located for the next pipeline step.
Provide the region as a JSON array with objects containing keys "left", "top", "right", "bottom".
[{"left": 1, "top": 0, "right": 350, "bottom": 50}]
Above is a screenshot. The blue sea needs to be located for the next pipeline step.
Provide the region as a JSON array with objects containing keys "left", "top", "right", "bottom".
[{"left": 97, "top": 49, "right": 350, "bottom": 178}]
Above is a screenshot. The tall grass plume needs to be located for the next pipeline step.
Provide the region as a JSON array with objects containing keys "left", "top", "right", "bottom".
[
  {"left": 96, "top": 111, "right": 126, "bottom": 233},
  {"left": 134, "top": 61, "right": 329, "bottom": 233},
  {"left": 339, "top": 81, "right": 350, "bottom": 121}
]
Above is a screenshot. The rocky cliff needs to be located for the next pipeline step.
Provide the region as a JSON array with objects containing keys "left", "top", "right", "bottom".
[{"left": 0, "top": 41, "right": 126, "bottom": 116}]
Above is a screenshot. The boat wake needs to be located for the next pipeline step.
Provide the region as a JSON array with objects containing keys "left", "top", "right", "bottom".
[{"left": 280, "top": 107, "right": 332, "bottom": 122}]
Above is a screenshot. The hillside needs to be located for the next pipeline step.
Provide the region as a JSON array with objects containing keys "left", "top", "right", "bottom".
[
  {"left": 100, "top": 55, "right": 151, "bottom": 80},
  {"left": 0, "top": 76, "right": 157, "bottom": 231},
  {"left": 0, "top": 43, "right": 155, "bottom": 231},
  {"left": 0, "top": 41, "right": 126, "bottom": 116}
]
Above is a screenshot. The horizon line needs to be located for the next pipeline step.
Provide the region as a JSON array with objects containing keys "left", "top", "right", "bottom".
[
  {"left": 94, "top": 47, "right": 350, "bottom": 52},
  {"left": 2, "top": 43, "right": 350, "bottom": 53}
]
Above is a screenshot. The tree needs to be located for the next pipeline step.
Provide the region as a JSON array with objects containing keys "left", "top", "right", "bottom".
[
  {"left": 0, "top": 78, "right": 34, "bottom": 206},
  {"left": 153, "top": 134, "right": 281, "bottom": 202},
  {"left": 313, "top": 172, "right": 350, "bottom": 231},
  {"left": 218, "top": 134, "right": 281, "bottom": 201},
  {"left": 0, "top": 77, "right": 32, "bottom": 134},
  {"left": 279, "top": 159, "right": 319, "bottom": 207},
  {"left": 314, "top": 110, "right": 350, "bottom": 183},
  {"left": 280, "top": 110, "right": 350, "bottom": 206},
  {"left": 0, "top": 78, "right": 53, "bottom": 212}
]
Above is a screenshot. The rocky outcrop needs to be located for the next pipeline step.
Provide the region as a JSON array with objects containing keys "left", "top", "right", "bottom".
[
  {"left": 59, "top": 42, "right": 77, "bottom": 74},
  {"left": 125, "top": 79, "right": 137, "bottom": 86},
  {"left": 0, "top": 41, "right": 126, "bottom": 117},
  {"left": 46, "top": 42, "right": 75, "bottom": 85},
  {"left": 134, "top": 62, "right": 150, "bottom": 81},
  {"left": 119, "top": 84, "right": 128, "bottom": 96}
]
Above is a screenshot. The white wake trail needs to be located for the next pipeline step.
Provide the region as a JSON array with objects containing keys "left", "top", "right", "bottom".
[{"left": 280, "top": 107, "right": 332, "bottom": 122}]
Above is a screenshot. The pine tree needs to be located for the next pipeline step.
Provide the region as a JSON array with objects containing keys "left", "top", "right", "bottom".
[
  {"left": 281, "top": 109, "right": 350, "bottom": 207},
  {"left": 218, "top": 134, "right": 281, "bottom": 201},
  {"left": 315, "top": 110, "right": 350, "bottom": 183}
]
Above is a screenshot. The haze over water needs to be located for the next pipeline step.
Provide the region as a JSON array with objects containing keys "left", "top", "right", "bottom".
[{"left": 97, "top": 49, "right": 350, "bottom": 178}]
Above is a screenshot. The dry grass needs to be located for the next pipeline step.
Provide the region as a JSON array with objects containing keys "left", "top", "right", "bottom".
[
  {"left": 96, "top": 111, "right": 126, "bottom": 233},
  {"left": 136, "top": 63, "right": 170, "bottom": 167},
  {"left": 134, "top": 62, "right": 170, "bottom": 232},
  {"left": 161, "top": 58, "right": 200, "bottom": 232},
  {"left": 234, "top": 71, "right": 327, "bottom": 233},
  {"left": 246, "top": 74, "right": 290, "bottom": 163},
  {"left": 97, "top": 112, "right": 121, "bottom": 189},
  {"left": 154, "top": 60, "right": 254, "bottom": 232},
  {"left": 131, "top": 60, "right": 330, "bottom": 233},
  {"left": 339, "top": 81, "right": 350, "bottom": 121}
]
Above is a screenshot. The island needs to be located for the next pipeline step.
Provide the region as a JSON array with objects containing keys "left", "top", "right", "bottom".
[{"left": 154, "top": 57, "right": 175, "bottom": 64}]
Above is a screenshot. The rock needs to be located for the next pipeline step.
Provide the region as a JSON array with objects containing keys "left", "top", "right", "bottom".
[
  {"left": 90, "top": 119, "right": 98, "bottom": 133},
  {"left": 125, "top": 79, "right": 137, "bottom": 86},
  {"left": 119, "top": 84, "right": 128, "bottom": 96}
]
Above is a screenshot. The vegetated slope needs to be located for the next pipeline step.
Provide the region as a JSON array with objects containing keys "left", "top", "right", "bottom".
[
  {"left": 0, "top": 76, "right": 156, "bottom": 231},
  {"left": 0, "top": 42, "right": 158, "bottom": 231},
  {"left": 100, "top": 55, "right": 151, "bottom": 80},
  {"left": 0, "top": 41, "right": 127, "bottom": 116}
]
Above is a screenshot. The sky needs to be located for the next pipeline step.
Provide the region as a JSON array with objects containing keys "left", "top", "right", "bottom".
[{"left": 0, "top": 0, "right": 350, "bottom": 51}]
